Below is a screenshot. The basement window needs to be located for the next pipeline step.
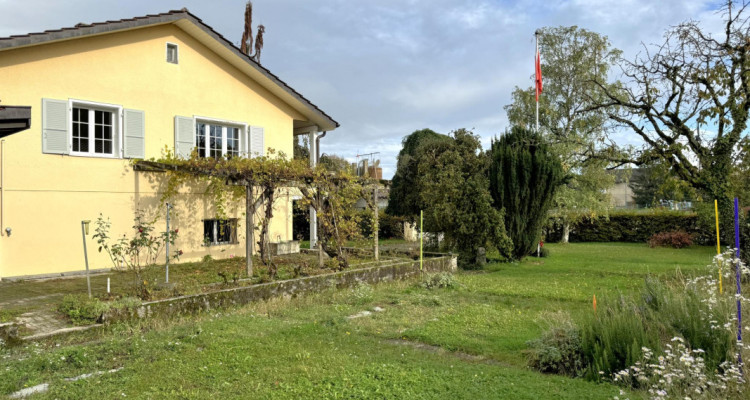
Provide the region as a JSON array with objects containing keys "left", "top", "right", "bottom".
[
  {"left": 203, "top": 219, "right": 238, "bottom": 245},
  {"left": 166, "top": 43, "right": 179, "bottom": 64}
]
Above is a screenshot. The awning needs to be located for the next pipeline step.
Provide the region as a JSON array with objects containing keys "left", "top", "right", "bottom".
[{"left": 0, "top": 106, "right": 31, "bottom": 138}]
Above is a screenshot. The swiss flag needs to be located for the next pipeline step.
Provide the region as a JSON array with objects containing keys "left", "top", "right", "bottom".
[{"left": 535, "top": 50, "right": 543, "bottom": 102}]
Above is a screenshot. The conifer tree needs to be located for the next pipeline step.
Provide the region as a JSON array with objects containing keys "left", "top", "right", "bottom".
[{"left": 489, "top": 127, "right": 565, "bottom": 260}]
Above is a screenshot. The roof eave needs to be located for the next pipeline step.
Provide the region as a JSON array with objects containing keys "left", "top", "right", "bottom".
[{"left": 0, "top": 10, "right": 339, "bottom": 131}]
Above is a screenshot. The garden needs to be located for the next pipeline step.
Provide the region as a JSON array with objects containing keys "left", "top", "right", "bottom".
[{"left": 2, "top": 242, "right": 745, "bottom": 399}]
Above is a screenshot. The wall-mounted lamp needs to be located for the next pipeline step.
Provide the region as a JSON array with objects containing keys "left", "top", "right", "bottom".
[{"left": 4, "top": 227, "right": 10, "bottom": 236}]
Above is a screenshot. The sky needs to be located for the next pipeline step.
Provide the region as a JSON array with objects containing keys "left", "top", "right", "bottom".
[{"left": 0, "top": 0, "right": 727, "bottom": 177}]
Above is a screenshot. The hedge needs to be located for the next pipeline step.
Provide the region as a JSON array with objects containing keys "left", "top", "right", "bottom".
[
  {"left": 544, "top": 210, "right": 703, "bottom": 244},
  {"left": 359, "top": 210, "right": 406, "bottom": 240}
]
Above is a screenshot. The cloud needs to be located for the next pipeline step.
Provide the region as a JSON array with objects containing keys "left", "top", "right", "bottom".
[{"left": 0, "top": 0, "right": 733, "bottom": 178}]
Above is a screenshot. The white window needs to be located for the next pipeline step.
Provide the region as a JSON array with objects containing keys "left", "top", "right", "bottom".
[
  {"left": 166, "top": 43, "right": 179, "bottom": 64},
  {"left": 203, "top": 219, "right": 238, "bottom": 245},
  {"left": 70, "top": 100, "right": 122, "bottom": 158},
  {"left": 195, "top": 121, "right": 242, "bottom": 160},
  {"left": 42, "top": 98, "right": 144, "bottom": 158}
]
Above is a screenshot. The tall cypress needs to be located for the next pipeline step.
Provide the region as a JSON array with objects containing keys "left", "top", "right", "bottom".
[{"left": 489, "top": 127, "right": 565, "bottom": 259}]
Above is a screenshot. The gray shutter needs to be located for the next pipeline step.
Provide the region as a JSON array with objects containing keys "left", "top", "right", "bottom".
[
  {"left": 123, "top": 109, "right": 145, "bottom": 159},
  {"left": 42, "top": 98, "right": 69, "bottom": 154},
  {"left": 174, "top": 116, "right": 195, "bottom": 159},
  {"left": 250, "top": 126, "right": 265, "bottom": 158}
]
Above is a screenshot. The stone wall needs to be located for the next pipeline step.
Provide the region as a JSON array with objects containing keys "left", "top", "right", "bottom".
[{"left": 105, "top": 254, "right": 456, "bottom": 323}]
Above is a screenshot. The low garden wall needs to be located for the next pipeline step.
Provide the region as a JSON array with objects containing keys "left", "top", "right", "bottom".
[{"left": 105, "top": 254, "right": 456, "bottom": 323}]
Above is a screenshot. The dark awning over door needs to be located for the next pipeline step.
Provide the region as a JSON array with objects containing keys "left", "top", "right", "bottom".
[{"left": 0, "top": 106, "right": 31, "bottom": 139}]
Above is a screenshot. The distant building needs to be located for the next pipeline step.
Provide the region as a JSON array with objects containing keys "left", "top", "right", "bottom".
[{"left": 608, "top": 169, "right": 636, "bottom": 208}]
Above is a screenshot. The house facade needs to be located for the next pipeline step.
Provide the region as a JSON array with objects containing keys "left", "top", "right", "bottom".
[{"left": 0, "top": 10, "right": 338, "bottom": 279}]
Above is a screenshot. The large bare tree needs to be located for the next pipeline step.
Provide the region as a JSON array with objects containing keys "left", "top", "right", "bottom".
[
  {"left": 589, "top": 1, "right": 750, "bottom": 236},
  {"left": 240, "top": 1, "right": 266, "bottom": 64}
]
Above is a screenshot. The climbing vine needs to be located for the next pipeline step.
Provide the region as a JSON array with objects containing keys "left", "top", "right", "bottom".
[{"left": 135, "top": 148, "right": 368, "bottom": 274}]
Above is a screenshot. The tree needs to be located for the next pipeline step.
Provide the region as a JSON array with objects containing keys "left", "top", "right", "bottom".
[
  {"left": 387, "top": 129, "right": 451, "bottom": 223},
  {"left": 505, "top": 26, "right": 620, "bottom": 242},
  {"left": 489, "top": 127, "right": 565, "bottom": 260},
  {"left": 417, "top": 129, "right": 512, "bottom": 266},
  {"left": 240, "top": 1, "right": 266, "bottom": 64},
  {"left": 319, "top": 154, "right": 353, "bottom": 174},
  {"left": 589, "top": 1, "right": 750, "bottom": 239},
  {"left": 730, "top": 136, "right": 750, "bottom": 205},
  {"left": 629, "top": 163, "right": 697, "bottom": 208},
  {"left": 297, "top": 167, "right": 363, "bottom": 269},
  {"left": 293, "top": 135, "right": 309, "bottom": 161}
]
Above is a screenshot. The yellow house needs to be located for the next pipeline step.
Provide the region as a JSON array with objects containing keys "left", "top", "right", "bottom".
[{"left": 0, "top": 9, "right": 338, "bottom": 279}]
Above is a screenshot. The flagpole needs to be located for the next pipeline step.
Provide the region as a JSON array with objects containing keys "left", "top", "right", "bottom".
[{"left": 535, "top": 30, "right": 539, "bottom": 133}]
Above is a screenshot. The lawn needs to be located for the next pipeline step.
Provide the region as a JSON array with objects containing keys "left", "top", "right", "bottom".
[{"left": 0, "top": 243, "right": 716, "bottom": 399}]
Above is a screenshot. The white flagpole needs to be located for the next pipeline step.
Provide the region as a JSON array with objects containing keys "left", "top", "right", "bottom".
[{"left": 535, "top": 30, "right": 539, "bottom": 133}]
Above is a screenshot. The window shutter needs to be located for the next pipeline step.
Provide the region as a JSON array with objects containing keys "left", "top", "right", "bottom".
[
  {"left": 42, "top": 98, "right": 69, "bottom": 155},
  {"left": 239, "top": 126, "right": 248, "bottom": 157},
  {"left": 174, "top": 116, "right": 195, "bottom": 159},
  {"left": 123, "top": 109, "right": 145, "bottom": 158},
  {"left": 250, "top": 126, "right": 265, "bottom": 158}
]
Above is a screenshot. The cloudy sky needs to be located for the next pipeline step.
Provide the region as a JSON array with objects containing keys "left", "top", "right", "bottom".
[{"left": 0, "top": 0, "right": 726, "bottom": 177}]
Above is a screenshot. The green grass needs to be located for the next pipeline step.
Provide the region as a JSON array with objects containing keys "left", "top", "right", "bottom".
[
  {"left": 0, "top": 252, "right": 388, "bottom": 318},
  {"left": 0, "top": 243, "right": 715, "bottom": 399}
]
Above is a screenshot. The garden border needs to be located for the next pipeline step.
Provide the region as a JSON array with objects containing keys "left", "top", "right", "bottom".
[{"left": 104, "top": 254, "right": 457, "bottom": 323}]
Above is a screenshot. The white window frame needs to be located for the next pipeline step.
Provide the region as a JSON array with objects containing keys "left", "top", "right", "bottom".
[
  {"left": 193, "top": 116, "right": 248, "bottom": 159},
  {"left": 166, "top": 42, "right": 179, "bottom": 64},
  {"left": 203, "top": 218, "right": 238, "bottom": 246},
  {"left": 68, "top": 99, "right": 123, "bottom": 159}
]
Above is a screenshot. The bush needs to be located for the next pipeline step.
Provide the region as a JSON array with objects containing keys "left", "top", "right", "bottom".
[
  {"left": 527, "top": 312, "right": 584, "bottom": 376},
  {"left": 59, "top": 295, "right": 110, "bottom": 325},
  {"left": 579, "top": 293, "right": 661, "bottom": 380},
  {"left": 358, "top": 210, "right": 406, "bottom": 240},
  {"left": 647, "top": 231, "right": 694, "bottom": 248},
  {"left": 420, "top": 272, "right": 458, "bottom": 289}
]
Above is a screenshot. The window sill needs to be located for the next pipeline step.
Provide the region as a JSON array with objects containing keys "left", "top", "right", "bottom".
[
  {"left": 68, "top": 152, "right": 121, "bottom": 159},
  {"left": 203, "top": 242, "right": 240, "bottom": 247}
]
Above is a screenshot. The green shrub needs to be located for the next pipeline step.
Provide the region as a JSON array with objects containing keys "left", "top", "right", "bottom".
[
  {"left": 580, "top": 294, "right": 661, "bottom": 380},
  {"left": 647, "top": 275, "right": 735, "bottom": 371},
  {"left": 647, "top": 231, "right": 694, "bottom": 248},
  {"left": 420, "top": 272, "right": 458, "bottom": 289},
  {"left": 579, "top": 272, "right": 736, "bottom": 382},
  {"left": 359, "top": 210, "right": 406, "bottom": 240},
  {"left": 58, "top": 294, "right": 110, "bottom": 325},
  {"left": 527, "top": 312, "right": 584, "bottom": 376}
]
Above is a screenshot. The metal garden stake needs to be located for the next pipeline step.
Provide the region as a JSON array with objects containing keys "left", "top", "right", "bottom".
[
  {"left": 81, "top": 220, "right": 91, "bottom": 298},
  {"left": 166, "top": 202, "right": 172, "bottom": 283}
]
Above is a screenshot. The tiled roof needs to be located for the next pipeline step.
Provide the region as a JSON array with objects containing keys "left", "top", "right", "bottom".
[{"left": 0, "top": 9, "right": 339, "bottom": 130}]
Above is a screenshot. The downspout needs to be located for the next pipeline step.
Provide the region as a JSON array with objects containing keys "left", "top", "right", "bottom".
[
  {"left": 1, "top": 139, "right": 4, "bottom": 281},
  {"left": 315, "top": 131, "right": 327, "bottom": 163},
  {"left": 1, "top": 139, "right": 4, "bottom": 238}
]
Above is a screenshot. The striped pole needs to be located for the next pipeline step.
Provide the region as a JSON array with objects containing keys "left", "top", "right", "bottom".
[
  {"left": 734, "top": 198, "right": 743, "bottom": 370},
  {"left": 716, "top": 199, "right": 723, "bottom": 293}
]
